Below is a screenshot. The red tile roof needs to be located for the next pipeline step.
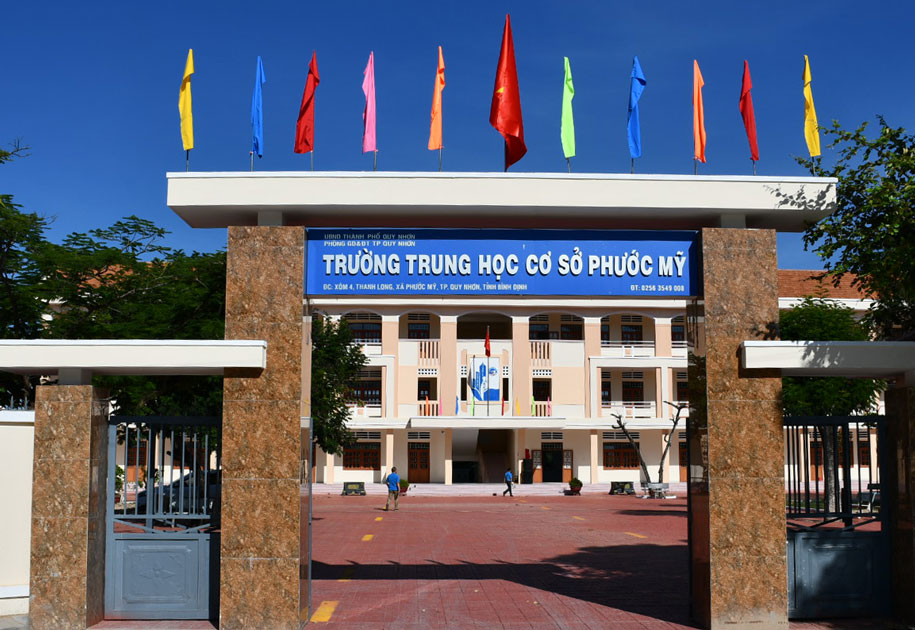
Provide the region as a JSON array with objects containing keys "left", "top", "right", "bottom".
[{"left": 778, "top": 270, "right": 870, "bottom": 299}]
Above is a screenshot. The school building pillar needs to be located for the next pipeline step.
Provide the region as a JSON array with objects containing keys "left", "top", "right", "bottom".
[
  {"left": 886, "top": 380, "right": 915, "bottom": 622},
  {"left": 688, "top": 228, "right": 786, "bottom": 629},
  {"left": 511, "top": 316, "right": 531, "bottom": 415},
  {"left": 222, "top": 226, "right": 304, "bottom": 629},
  {"left": 443, "top": 428, "right": 453, "bottom": 485},
  {"left": 29, "top": 384, "right": 108, "bottom": 629},
  {"left": 440, "top": 316, "right": 458, "bottom": 415},
  {"left": 589, "top": 429, "right": 599, "bottom": 484}
]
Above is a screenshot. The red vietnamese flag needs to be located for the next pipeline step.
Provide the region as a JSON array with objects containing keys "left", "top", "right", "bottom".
[
  {"left": 294, "top": 51, "right": 320, "bottom": 154},
  {"left": 489, "top": 14, "right": 527, "bottom": 170},
  {"left": 484, "top": 326, "right": 491, "bottom": 358},
  {"left": 739, "top": 60, "right": 759, "bottom": 162}
]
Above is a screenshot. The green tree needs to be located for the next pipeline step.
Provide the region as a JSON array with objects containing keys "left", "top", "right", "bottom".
[
  {"left": 41, "top": 217, "right": 226, "bottom": 415},
  {"left": 780, "top": 297, "right": 884, "bottom": 512},
  {"left": 310, "top": 315, "right": 367, "bottom": 455},
  {"left": 796, "top": 117, "right": 915, "bottom": 340}
]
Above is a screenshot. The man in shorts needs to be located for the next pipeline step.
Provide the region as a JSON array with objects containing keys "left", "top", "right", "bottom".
[{"left": 385, "top": 466, "right": 400, "bottom": 511}]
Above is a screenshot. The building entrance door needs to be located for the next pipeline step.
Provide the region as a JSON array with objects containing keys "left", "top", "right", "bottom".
[
  {"left": 541, "top": 442, "right": 563, "bottom": 482},
  {"left": 678, "top": 442, "right": 688, "bottom": 482},
  {"left": 105, "top": 417, "right": 220, "bottom": 620},
  {"left": 408, "top": 442, "right": 430, "bottom": 483}
]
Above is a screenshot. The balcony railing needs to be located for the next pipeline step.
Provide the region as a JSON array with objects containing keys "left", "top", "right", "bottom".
[
  {"left": 414, "top": 400, "right": 441, "bottom": 416},
  {"left": 672, "top": 340, "right": 688, "bottom": 357},
  {"left": 601, "top": 401, "right": 657, "bottom": 418},
  {"left": 530, "top": 340, "right": 551, "bottom": 367},
  {"left": 416, "top": 339, "right": 440, "bottom": 365},
  {"left": 600, "top": 340, "right": 656, "bottom": 357},
  {"left": 347, "top": 403, "right": 382, "bottom": 418},
  {"left": 532, "top": 401, "right": 552, "bottom": 417}
]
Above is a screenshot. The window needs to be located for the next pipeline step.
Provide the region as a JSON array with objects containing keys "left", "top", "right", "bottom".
[
  {"left": 532, "top": 379, "right": 552, "bottom": 401},
  {"left": 348, "top": 321, "right": 381, "bottom": 343},
  {"left": 460, "top": 377, "right": 467, "bottom": 401},
  {"left": 349, "top": 380, "right": 381, "bottom": 406},
  {"left": 857, "top": 441, "right": 871, "bottom": 467},
  {"left": 600, "top": 323, "right": 610, "bottom": 342},
  {"left": 603, "top": 442, "right": 640, "bottom": 469},
  {"left": 407, "top": 322, "right": 430, "bottom": 339},
  {"left": 343, "top": 442, "right": 380, "bottom": 470},
  {"left": 672, "top": 324, "right": 686, "bottom": 343},
  {"left": 560, "top": 323, "right": 582, "bottom": 340},
  {"left": 417, "top": 378, "right": 437, "bottom": 400},
  {"left": 622, "top": 381, "right": 644, "bottom": 403},
  {"left": 529, "top": 323, "right": 550, "bottom": 340},
  {"left": 676, "top": 380, "right": 689, "bottom": 402},
  {"left": 601, "top": 377, "right": 612, "bottom": 405},
  {"left": 621, "top": 324, "right": 643, "bottom": 342}
]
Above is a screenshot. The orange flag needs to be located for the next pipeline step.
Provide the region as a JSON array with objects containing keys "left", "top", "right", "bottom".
[
  {"left": 428, "top": 46, "right": 445, "bottom": 151},
  {"left": 693, "top": 60, "right": 706, "bottom": 163}
]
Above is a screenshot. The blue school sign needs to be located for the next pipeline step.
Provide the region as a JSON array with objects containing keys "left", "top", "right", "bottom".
[{"left": 306, "top": 228, "right": 697, "bottom": 297}]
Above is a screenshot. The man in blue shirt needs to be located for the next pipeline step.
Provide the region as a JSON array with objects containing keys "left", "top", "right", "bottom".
[
  {"left": 385, "top": 467, "right": 401, "bottom": 511},
  {"left": 503, "top": 467, "right": 514, "bottom": 496}
]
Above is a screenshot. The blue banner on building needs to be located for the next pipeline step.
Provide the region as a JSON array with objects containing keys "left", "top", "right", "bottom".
[{"left": 306, "top": 228, "right": 697, "bottom": 296}]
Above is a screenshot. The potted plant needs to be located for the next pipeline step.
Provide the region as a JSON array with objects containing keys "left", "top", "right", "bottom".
[
  {"left": 399, "top": 478, "right": 410, "bottom": 495},
  {"left": 568, "top": 477, "right": 583, "bottom": 496}
]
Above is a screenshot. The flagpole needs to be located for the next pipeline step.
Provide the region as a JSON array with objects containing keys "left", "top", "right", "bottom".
[
  {"left": 185, "top": 150, "right": 189, "bottom": 172},
  {"left": 694, "top": 159, "right": 698, "bottom": 176},
  {"left": 250, "top": 151, "right": 254, "bottom": 172},
  {"left": 373, "top": 150, "right": 377, "bottom": 171},
  {"left": 752, "top": 159, "right": 757, "bottom": 176},
  {"left": 438, "top": 148, "right": 443, "bottom": 172},
  {"left": 311, "top": 151, "right": 314, "bottom": 172},
  {"left": 566, "top": 158, "right": 571, "bottom": 174},
  {"left": 504, "top": 143, "right": 508, "bottom": 173},
  {"left": 631, "top": 159, "right": 635, "bottom": 175}
]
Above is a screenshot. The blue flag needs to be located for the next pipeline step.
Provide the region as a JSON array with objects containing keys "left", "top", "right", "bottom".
[
  {"left": 251, "top": 56, "right": 266, "bottom": 157},
  {"left": 627, "top": 56, "right": 646, "bottom": 159}
]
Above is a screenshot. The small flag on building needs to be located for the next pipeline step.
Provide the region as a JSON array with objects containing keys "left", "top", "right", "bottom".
[
  {"left": 362, "top": 52, "right": 377, "bottom": 157},
  {"left": 428, "top": 46, "right": 445, "bottom": 153},
  {"left": 490, "top": 14, "right": 527, "bottom": 171},
  {"left": 803, "top": 55, "right": 820, "bottom": 157},
  {"left": 739, "top": 60, "right": 759, "bottom": 164},
  {"left": 628, "top": 56, "right": 646, "bottom": 163},
  {"left": 179, "top": 49, "right": 195, "bottom": 153},
  {"left": 294, "top": 51, "right": 320, "bottom": 156},
  {"left": 485, "top": 326, "right": 491, "bottom": 357},
  {"left": 693, "top": 60, "right": 707, "bottom": 165},
  {"left": 561, "top": 57, "right": 575, "bottom": 164},
  {"left": 251, "top": 56, "right": 266, "bottom": 161}
]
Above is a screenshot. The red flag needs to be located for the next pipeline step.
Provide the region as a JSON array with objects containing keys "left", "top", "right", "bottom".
[
  {"left": 490, "top": 14, "right": 527, "bottom": 170},
  {"left": 485, "top": 326, "right": 491, "bottom": 357},
  {"left": 739, "top": 60, "right": 759, "bottom": 162},
  {"left": 294, "top": 51, "right": 320, "bottom": 154}
]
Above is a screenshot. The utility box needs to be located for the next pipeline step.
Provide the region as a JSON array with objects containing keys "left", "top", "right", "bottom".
[{"left": 342, "top": 481, "right": 366, "bottom": 496}]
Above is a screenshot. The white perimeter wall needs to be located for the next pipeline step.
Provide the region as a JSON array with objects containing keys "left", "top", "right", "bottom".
[{"left": 0, "top": 410, "right": 34, "bottom": 615}]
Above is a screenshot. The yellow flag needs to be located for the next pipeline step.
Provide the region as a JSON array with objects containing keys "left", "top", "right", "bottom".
[
  {"left": 179, "top": 49, "right": 195, "bottom": 151},
  {"left": 803, "top": 55, "right": 820, "bottom": 157}
]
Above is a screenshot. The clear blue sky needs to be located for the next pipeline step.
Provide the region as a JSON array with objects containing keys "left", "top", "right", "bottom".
[{"left": 4, "top": 1, "right": 913, "bottom": 268}]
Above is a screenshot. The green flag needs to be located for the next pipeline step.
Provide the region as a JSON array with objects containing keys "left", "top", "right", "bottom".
[{"left": 561, "top": 56, "right": 575, "bottom": 159}]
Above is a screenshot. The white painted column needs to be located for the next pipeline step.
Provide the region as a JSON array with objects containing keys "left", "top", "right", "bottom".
[
  {"left": 325, "top": 451, "right": 335, "bottom": 484},
  {"left": 384, "top": 429, "right": 395, "bottom": 473},
  {"left": 590, "top": 429, "right": 599, "bottom": 484},
  {"left": 444, "top": 428, "right": 453, "bottom": 485}
]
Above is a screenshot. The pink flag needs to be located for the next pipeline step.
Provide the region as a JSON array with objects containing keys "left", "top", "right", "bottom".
[{"left": 362, "top": 52, "right": 377, "bottom": 153}]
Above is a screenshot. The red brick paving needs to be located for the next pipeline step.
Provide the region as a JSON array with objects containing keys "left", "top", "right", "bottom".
[
  {"left": 309, "top": 491, "right": 896, "bottom": 629},
  {"left": 310, "top": 492, "right": 696, "bottom": 629}
]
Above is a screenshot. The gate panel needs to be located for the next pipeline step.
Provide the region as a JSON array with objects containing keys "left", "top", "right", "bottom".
[
  {"left": 785, "top": 416, "right": 889, "bottom": 619},
  {"left": 105, "top": 417, "right": 220, "bottom": 620}
]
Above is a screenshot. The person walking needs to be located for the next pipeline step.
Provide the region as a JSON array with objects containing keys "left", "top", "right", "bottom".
[
  {"left": 384, "top": 466, "right": 400, "bottom": 511},
  {"left": 503, "top": 467, "right": 514, "bottom": 497}
]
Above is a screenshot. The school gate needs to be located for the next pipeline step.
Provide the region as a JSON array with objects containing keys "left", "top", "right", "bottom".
[{"left": 16, "top": 172, "right": 915, "bottom": 629}]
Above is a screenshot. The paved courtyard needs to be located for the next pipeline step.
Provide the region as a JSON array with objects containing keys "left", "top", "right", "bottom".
[{"left": 308, "top": 486, "right": 896, "bottom": 630}]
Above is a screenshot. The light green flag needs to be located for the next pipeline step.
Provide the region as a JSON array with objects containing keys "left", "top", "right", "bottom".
[{"left": 561, "top": 56, "right": 576, "bottom": 159}]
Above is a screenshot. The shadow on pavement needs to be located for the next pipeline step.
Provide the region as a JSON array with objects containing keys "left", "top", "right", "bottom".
[{"left": 313, "top": 542, "right": 695, "bottom": 627}]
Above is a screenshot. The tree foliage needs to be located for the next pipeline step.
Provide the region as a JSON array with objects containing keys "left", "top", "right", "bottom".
[
  {"left": 779, "top": 297, "right": 883, "bottom": 416},
  {"left": 310, "top": 316, "right": 367, "bottom": 456},
  {"left": 796, "top": 117, "right": 915, "bottom": 340}
]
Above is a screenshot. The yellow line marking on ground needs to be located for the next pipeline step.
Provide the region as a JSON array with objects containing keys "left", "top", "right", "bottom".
[
  {"left": 520, "top": 500, "right": 527, "bottom": 503},
  {"left": 310, "top": 601, "right": 338, "bottom": 622},
  {"left": 541, "top": 506, "right": 551, "bottom": 510},
  {"left": 361, "top": 534, "right": 374, "bottom": 541},
  {"left": 338, "top": 567, "right": 354, "bottom": 583},
  {"left": 624, "top": 531, "right": 647, "bottom": 539},
  {"left": 374, "top": 516, "right": 383, "bottom": 521},
  {"left": 572, "top": 516, "right": 585, "bottom": 521}
]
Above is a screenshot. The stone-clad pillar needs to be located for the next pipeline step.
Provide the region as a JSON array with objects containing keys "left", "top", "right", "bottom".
[
  {"left": 688, "top": 228, "right": 786, "bottom": 629},
  {"left": 29, "top": 385, "right": 107, "bottom": 630},
  {"left": 222, "top": 226, "right": 303, "bottom": 629},
  {"left": 886, "top": 382, "right": 915, "bottom": 622}
]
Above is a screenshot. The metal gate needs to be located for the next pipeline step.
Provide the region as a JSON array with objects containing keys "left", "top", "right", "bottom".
[
  {"left": 105, "top": 416, "right": 220, "bottom": 620},
  {"left": 784, "top": 416, "right": 889, "bottom": 619}
]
